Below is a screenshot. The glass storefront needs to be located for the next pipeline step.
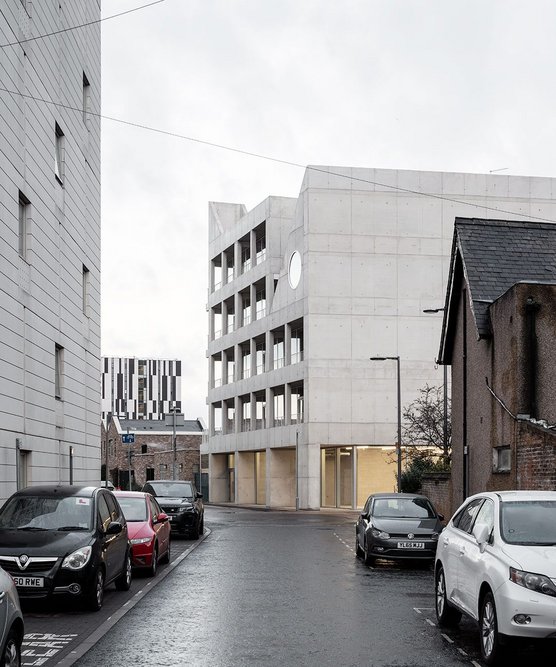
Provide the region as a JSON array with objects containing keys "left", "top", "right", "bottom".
[{"left": 321, "top": 446, "right": 397, "bottom": 508}]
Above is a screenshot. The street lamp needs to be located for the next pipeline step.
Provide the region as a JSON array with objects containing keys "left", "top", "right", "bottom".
[
  {"left": 370, "top": 356, "right": 402, "bottom": 493},
  {"left": 423, "top": 308, "right": 448, "bottom": 457}
]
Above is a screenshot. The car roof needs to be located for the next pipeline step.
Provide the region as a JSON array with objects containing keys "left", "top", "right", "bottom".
[
  {"left": 114, "top": 490, "right": 150, "bottom": 498},
  {"left": 368, "top": 493, "right": 430, "bottom": 500},
  {"left": 13, "top": 485, "right": 99, "bottom": 498},
  {"left": 470, "top": 490, "right": 556, "bottom": 502},
  {"left": 146, "top": 480, "right": 193, "bottom": 484}
]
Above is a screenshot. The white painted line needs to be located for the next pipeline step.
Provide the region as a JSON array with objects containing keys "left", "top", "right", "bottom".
[
  {"left": 426, "top": 618, "right": 436, "bottom": 627},
  {"left": 441, "top": 633, "right": 454, "bottom": 643},
  {"left": 457, "top": 647, "right": 468, "bottom": 656},
  {"left": 471, "top": 661, "right": 481, "bottom": 667},
  {"left": 414, "top": 608, "right": 422, "bottom": 614}
]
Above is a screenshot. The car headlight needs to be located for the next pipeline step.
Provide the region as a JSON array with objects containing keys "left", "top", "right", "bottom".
[
  {"left": 130, "top": 536, "right": 152, "bottom": 545},
  {"left": 62, "top": 546, "right": 92, "bottom": 570},
  {"left": 371, "top": 528, "right": 390, "bottom": 539},
  {"left": 510, "top": 568, "right": 556, "bottom": 597},
  {"left": 181, "top": 504, "right": 195, "bottom": 512}
]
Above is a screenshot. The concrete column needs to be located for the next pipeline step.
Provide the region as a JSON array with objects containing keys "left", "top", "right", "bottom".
[
  {"left": 234, "top": 291, "right": 240, "bottom": 331},
  {"left": 234, "top": 240, "right": 241, "bottom": 278},
  {"left": 222, "top": 251, "right": 228, "bottom": 286},
  {"left": 209, "top": 453, "right": 229, "bottom": 503},
  {"left": 222, "top": 299, "right": 228, "bottom": 335},
  {"left": 234, "top": 343, "right": 240, "bottom": 382},
  {"left": 250, "top": 229, "right": 256, "bottom": 268},
  {"left": 221, "top": 349, "right": 227, "bottom": 386},
  {"left": 285, "top": 322, "right": 291, "bottom": 365},
  {"left": 250, "top": 337, "right": 256, "bottom": 376},
  {"left": 237, "top": 451, "right": 255, "bottom": 504},
  {"left": 250, "top": 283, "right": 256, "bottom": 322},
  {"left": 269, "top": 448, "right": 296, "bottom": 508},
  {"left": 234, "top": 395, "right": 240, "bottom": 435},
  {"left": 285, "top": 383, "right": 292, "bottom": 425},
  {"left": 250, "top": 392, "right": 255, "bottom": 431},
  {"left": 266, "top": 387, "right": 273, "bottom": 428}
]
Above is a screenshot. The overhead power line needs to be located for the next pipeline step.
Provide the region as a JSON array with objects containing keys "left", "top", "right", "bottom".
[
  {"left": 0, "top": 0, "right": 166, "bottom": 49},
  {"left": 0, "top": 84, "right": 553, "bottom": 225}
]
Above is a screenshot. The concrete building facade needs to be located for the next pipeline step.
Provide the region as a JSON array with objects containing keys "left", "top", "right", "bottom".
[
  {"left": 101, "top": 356, "right": 182, "bottom": 420},
  {"left": 0, "top": 1, "right": 101, "bottom": 501},
  {"left": 206, "top": 166, "right": 556, "bottom": 510}
]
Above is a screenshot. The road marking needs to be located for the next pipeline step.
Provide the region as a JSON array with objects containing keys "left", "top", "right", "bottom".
[
  {"left": 426, "top": 618, "right": 436, "bottom": 627},
  {"left": 458, "top": 648, "right": 468, "bottom": 656},
  {"left": 441, "top": 633, "right": 454, "bottom": 643}
]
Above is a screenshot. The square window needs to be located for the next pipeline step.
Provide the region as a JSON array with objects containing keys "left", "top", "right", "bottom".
[{"left": 493, "top": 446, "right": 511, "bottom": 473}]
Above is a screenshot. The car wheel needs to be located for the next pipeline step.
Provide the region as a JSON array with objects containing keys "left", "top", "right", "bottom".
[
  {"left": 480, "top": 591, "right": 506, "bottom": 665},
  {"left": 86, "top": 567, "right": 105, "bottom": 612},
  {"left": 1, "top": 628, "right": 21, "bottom": 667},
  {"left": 190, "top": 519, "right": 200, "bottom": 540},
  {"left": 115, "top": 552, "right": 132, "bottom": 591},
  {"left": 161, "top": 539, "right": 171, "bottom": 564},
  {"left": 435, "top": 566, "right": 461, "bottom": 626},
  {"left": 148, "top": 545, "right": 158, "bottom": 577},
  {"left": 363, "top": 536, "right": 375, "bottom": 566}
]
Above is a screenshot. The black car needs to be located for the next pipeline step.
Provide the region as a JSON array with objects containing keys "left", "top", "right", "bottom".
[
  {"left": 141, "top": 480, "right": 204, "bottom": 539},
  {"left": 355, "top": 492, "right": 444, "bottom": 565},
  {"left": 0, "top": 485, "right": 132, "bottom": 611}
]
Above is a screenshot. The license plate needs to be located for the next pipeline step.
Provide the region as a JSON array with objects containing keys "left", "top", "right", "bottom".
[
  {"left": 397, "top": 542, "right": 425, "bottom": 549},
  {"left": 168, "top": 515, "right": 173, "bottom": 521},
  {"left": 13, "top": 576, "right": 44, "bottom": 588}
]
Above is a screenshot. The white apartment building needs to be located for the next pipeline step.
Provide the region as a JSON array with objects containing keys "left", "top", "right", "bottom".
[
  {"left": 206, "top": 166, "right": 556, "bottom": 510},
  {"left": 101, "top": 357, "right": 183, "bottom": 420},
  {"left": 0, "top": 1, "right": 101, "bottom": 500}
]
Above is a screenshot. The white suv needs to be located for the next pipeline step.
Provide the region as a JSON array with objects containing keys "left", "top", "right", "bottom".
[{"left": 435, "top": 490, "right": 556, "bottom": 665}]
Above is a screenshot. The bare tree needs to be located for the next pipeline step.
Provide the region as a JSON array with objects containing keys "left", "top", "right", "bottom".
[{"left": 402, "top": 384, "right": 451, "bottom": 465}]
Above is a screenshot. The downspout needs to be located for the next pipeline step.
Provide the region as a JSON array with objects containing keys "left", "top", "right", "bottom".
[
  {"left": 462, "top": 289, "right": 468, "bottom": 501},
  {"left": 525, "top": 297, "right": 540, "bottom": 419}
]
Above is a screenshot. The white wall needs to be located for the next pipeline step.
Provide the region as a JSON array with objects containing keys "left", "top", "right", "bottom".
[{"left": 0, "top": 1, "right": 101, "bottom": 501}]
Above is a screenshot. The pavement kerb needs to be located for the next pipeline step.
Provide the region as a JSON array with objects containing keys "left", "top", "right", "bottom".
[{"left": 54, "top": 528, "right": 211, "bottom": 667}]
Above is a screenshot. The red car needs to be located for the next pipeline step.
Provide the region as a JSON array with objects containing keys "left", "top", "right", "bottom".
[{"left": 114, "top": 491, "right": 171, "bottom": 576}]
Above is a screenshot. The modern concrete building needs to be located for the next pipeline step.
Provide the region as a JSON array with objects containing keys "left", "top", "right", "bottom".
[
  {"left": 206, "top": 167, "right": 556, "bottom": 510},
  {"left": 0, "top": 1, "right": 101, "bottom": 501},
  {"left": 101, "top": 357, "right": 182, "bottom": 420}
]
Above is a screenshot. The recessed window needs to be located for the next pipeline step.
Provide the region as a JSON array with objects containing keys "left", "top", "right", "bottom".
[
  {"left": 493, "top": 446, "right": 511, "bottom": 473},
  {"left": 82, "top": 265, "right": 90, "bottom": 315},
  {"left": 18, "top": 192, "right": 30, "bottom": 259},
  {"left": 55, "top": 123, "right": 65, "bottom": 183},
  {"left": 55, "top": 344, "right": 64, "bottom": 399},
  {"left": 82, "top": 72, "right": 90, "bottom": 123}
]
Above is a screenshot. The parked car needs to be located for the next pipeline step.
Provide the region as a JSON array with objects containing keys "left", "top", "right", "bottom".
[
  {"left": 101, "top": 480, "right": 115, "bottom": 490},
  {"left": 0, "top": 566, "right": 24, "bottom": 667},
  {"left": 141, "top": 480, "right": 204, "bottom": 539},
  {"left": 355, "top": 492, "right": 444, "bottom": 565},
  {"left": 0, "top": 485, "right": 132, "bottom": 611},
  {"left": 114, "top": 491, "right": 171, "bottom": 576},
  {"left": 435, "top": 490, "right": 556, "bottom": 665}
]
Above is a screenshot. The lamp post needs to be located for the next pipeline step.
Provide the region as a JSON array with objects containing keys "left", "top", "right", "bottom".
[
  {"left": 370, "top": 356, "right": 402, "bottom": 493},
  {"left": 423, "top": 308, "right": 448, "bottom": 457}
]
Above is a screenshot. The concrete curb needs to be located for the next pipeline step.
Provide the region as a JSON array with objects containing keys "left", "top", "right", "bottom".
[{"left": 55, "top": 528, "right": 211, "bottom": 666}]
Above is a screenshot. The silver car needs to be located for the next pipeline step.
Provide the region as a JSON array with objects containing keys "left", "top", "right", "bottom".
[{"left": 0, "top": 566, "right": 23, "bottom": 667}]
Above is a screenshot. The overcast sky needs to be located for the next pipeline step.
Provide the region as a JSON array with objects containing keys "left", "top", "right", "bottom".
[{"left": 101, "top": 0, "right": 556, "bottom": 421}]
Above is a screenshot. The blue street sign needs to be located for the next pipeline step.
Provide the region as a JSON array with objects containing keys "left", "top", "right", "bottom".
[{"left": 122, "top": 434, "right": 135, "bottom": 444}]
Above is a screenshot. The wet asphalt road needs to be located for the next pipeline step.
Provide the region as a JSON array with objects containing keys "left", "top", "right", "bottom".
[{"left": 72, "top": 506, "right": 555, "bottom": 667}]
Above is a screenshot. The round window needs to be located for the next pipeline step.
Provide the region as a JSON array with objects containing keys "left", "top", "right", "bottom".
[{"left": 288, "top": 250, "right": 302, "bottom": 289}]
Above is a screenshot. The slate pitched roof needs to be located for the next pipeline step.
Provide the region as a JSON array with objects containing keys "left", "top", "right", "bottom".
[
  {"left": 119, "top": 418, "right": 204, "bottom": 433},
  {"left": 439, "top": 218, "right": 556, "bottom": 362}
]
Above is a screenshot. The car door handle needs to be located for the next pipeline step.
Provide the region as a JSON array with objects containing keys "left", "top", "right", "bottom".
[
  {"left": 459, "top": 546, "right": 466, "bottom": 555},
  {"left": 443, "top": 537, "right": 449, "bottom": 546}
]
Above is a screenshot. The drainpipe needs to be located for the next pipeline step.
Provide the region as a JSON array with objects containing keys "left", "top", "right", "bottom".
[
  {"left": 525, "top": 298, "right": 540, "bottom": 419},
  {"left": 462, "top": 290, "right": 468, "bottom": 501}
]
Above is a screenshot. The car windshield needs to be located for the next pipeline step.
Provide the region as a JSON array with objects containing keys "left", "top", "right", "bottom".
[
  {"left": 501, "top": 500, "right": 556, "bottom": 545},
  {"left": 145, "top": 482, "right": 193, "bottom": 498},
  {"left": 117, "top": 497, "right": 148, "bottom": 522},
  {"left": 372, "top": 497, "right": 436, "bottom": 519},
  {"left": 0, "top": 495, "right": 92, "bottom": 531}
]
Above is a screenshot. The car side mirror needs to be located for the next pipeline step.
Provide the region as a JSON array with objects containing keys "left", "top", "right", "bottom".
[
  {"left": 437, "top": 513, "right": 444, "bottom": 522},
  {"left": 196, "top": 492, "right": 203, "bottom": 499},
  {"left": 472, "top": 522, "right": 491, "bottom": 549},
  {"left": 360, "top": 512, "right": 369, "bottom": 521},
  {"left": 106, "top": 521, "right": 123, "bottom": 535},
  {"left": 157, "top": 513, "right": 169, "bottom": 523}
]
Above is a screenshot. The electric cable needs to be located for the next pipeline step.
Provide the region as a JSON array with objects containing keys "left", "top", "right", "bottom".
[
  {"left": 0, "top": 0, "right": 166, "bottom": 49},
  {"left": 0, "top": 84, "right": 554, "bottom": 225}
]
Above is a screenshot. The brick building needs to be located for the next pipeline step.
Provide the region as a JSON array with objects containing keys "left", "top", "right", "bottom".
[
  {"left": 438, "top": 218, "right": 556, "bottom": 515},
  {"left": 101, "top": 414, "right": 205, "bottom": 491}
]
